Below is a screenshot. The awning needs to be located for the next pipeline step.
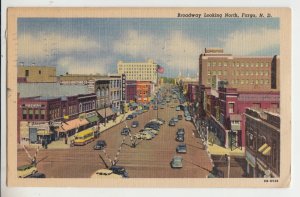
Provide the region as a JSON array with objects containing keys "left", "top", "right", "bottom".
[
  {"left": 262, "top": 146, "right": 271, "bottom": 156},
  {"left": 86, "top": 115, "right": 99, "bottom": 123},
  {"left": 258, "top": 143, "right": 268, "bottom": 152},
  {"left": 97, "top": 108, "right": 115, "bottom": 118},
  {"left": 56, "top": 118, "right": 89, "bottom": 133}
]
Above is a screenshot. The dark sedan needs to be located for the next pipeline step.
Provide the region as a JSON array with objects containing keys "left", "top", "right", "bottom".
[{"left": 94, "top": 140, "right": 107, "bottom": 150}]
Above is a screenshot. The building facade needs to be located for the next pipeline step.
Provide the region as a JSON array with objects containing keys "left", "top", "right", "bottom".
[
  {"left": 136, "top": 81, "right": 153, "bottom": 103},
  {"left": 245, "top": 108, "right": 280, "bottom": 178},
  {"left": 108, "top": 75, "right": 122, "bottom": 110},
  {"left": 126, "top": 80, "right": 137, "bottom": 102},
  {"left": 17, "top": 93, "right": 97, "bottom": 144},
  {"left": 17, "top": 65, "right": 57, "bottom": 83},
  {"left": 117, "top": 59, "right": 158, "bottom": 84},
  {"left": 203, "top": 87, "right": 279, "bottom": 149},
  {"left": 199, "top": 48, "right": 280, "bottom": 92}
]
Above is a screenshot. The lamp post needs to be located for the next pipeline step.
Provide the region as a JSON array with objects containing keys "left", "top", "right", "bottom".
[{"left": 104, "top": 102, "right": 107, "bottom": 126}]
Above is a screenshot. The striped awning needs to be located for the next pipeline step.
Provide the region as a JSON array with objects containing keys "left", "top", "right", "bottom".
[
  {"left": 258, "top": 143, "right": 268, "bottom": 152},
  {"left": 97, "top": 107, "right": 115, "bottom": 118},
  {"left": 56, "top": 118, "right": 89, "bottom": 133}
]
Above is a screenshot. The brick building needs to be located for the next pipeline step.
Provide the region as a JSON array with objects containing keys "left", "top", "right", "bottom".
[
  {"left": 203, "top": 87, "right": 279, "bottom": 149},
  {"left": 17, "top": 93, "right": 97, "bottom": 144},
  {"left": 245, "top": 108, "right": 280, "bottom": 178},
  {"left": 126, "top": 80, "right": 137, "bottom": 102}
]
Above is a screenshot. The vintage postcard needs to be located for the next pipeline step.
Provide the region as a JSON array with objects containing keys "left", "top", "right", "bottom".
[{"left": 6, "top": 7, "right": 291, "bottom": 187}]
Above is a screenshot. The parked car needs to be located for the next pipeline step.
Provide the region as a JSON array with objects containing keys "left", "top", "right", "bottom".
[
  {"left": 149, "top": 119, "right": 164, "bottom": 125},
  {"left": 90, "top": 169, "right": 123, "bottom": 178},
  {"left": 172, "top": 117, "right": 179, "bottom": 122},
  {"left": 136, "top": 110, "right": 143, "bottom": 114},
  {"left": 126, "top": 115, "right": 134, "bottom": 120},
  {"left": 109, "top": 166, "right": 128, "bottom": 178},
  {"left": 132, "top": 112, "right": 138, "bottom": 118},
  {"left": 170, "top": 156, "right": 183, "bottom": 168},
  {"left": 176, "top": 134, "right": 184, "bottom": 142},
  {"left": 178, "top": 115, "right": 183, "bottom": 120},
  {"left": 121, "top": 127, "right": 131, "bottom": 135},
  {"left": 144, "top": 128, "right": 159, "bottom": 135},
  {"left": 157, "top": 118, "right": 165, "bottom": 124},
  {"left": 143, "top": 130, "right": 155, "bottom": 138},
  {"left": 176, "top": 144, "right": 187, "bottom": 153},
  {"left": 176, "top": 128, "right": 185, "bottom": 135},
  {"left": 169, "top": 120, "right": 176, "bottom": 126},
  {"left": 153, "top": 106, "right": 158, "bottom": 110},
  {"left": 185, "top": 115, "right": 192, "bottom": 121},
  {"left": 176, "top": 106, "right": 181, "bottom": 111},
  {"left": 17, "top": 164, "right": 38, "bottom": 178},
  {"left": 131, "top": 121, "right": 139, "bottom": 128},
  {"left": 134, "top": 132, "right": 152, "bottom": 140},
  {"left": 144, "top": 123, "right": 160, "bottom": 131},
  {"left": 94, "top": 140, "right": 107, "bottom": 150},
  {"left": 27, "top": 172, "right": 46, "bottom": 178}
]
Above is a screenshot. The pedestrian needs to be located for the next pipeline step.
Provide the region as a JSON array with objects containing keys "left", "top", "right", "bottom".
[
  {"left": 45, "top": 141, "right": 48, "bottom": 149},
  {"left": 65, "top": 136, "right": 68, "bottom": 144}
]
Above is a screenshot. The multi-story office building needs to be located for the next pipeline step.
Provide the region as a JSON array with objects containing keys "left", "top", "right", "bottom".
[
  {"left": 17, "top": 65, "right": 57, "bottom": 83},
  {"left": 108, "top": 75, "right": 122, "bottom": 110},
  {"left": 245, "top": 108, "right": 280, "bottom": 178},
  {"left": 117, "top": 59, "right": 158, "bottom": 84},
  {"left": 199, "top": 48, "right": 280, "bottom": 92}
]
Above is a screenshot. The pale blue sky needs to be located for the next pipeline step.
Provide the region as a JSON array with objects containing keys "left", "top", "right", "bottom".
[{"left": 18, "top": 18, "right": 279, "bottom": 77}]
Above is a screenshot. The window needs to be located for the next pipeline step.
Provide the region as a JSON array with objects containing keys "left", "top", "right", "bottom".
[
  {"left": 256, "top": 63, "right": 259, "bottom": 67},
  {"left": 207, "top": 78, "right": 211, "bottom": 84},
  {"left": 28, "top": 109, "right": 33, "bottom": 120},
  {"left": 22, "top": 109, "right": 27, "bottom": 119},
  {"left": 265, "top": 71, "right": 269, "bottom": 76},
  {"left": 241, "top": 79, "right": 244, "bottom": 84},
  {"left": 266, "top": 63, "right": 269, "bottom": 67},
  {"left": 246, "top": 71, "right": 249, "bottom": 76},
  {"left": 218, "top": 71, "right": 222, "bottom": 75},
  {"left": 224, "top": 62, "right": 227, "bottom": 67},
  {"left": 250, "top": 71, "right": 253, "bottom": 76},
  {"left": 256, "top": 71, "right": 259, "bottom": 76},
  {"left": 212, "top": 62, "right": 216, "bottom": 67},
  {"left": 250, "top": 80, "right": 254, "bottom": 85},
  {"left": 25, "top": 70, "right": 29, "bottom": 77},
  {"left": 265, "top": 79, "right": 269, "bottom": 84},
  {"left": 39, "top": 70, "right": 41, "bottom": 74},
  {"left": 251, "top": 63, "right": 254, "bottom": 67},
  {"left": 255, "top": 80, "right": 259, "bottom": 84},
  {"left": 260, "top": 79, "right": 264, "bottom": 84},
  {"left": 34, "top": 110, "right": 40, "bottom": 119},
  {"left": 236, "top": 62, "right": 240, "bottom": 67},
  {"left": 212, "top": 71, "right": 216, "bottom": 75},
  {"left": 231, "top": 80, "right": 235, "bottom": 85},
  {"left": 260, "top": 71, "right": 263, "bottom": 76},
  {"left": 260, "top": 63, "right": 264, "bottom": 67},
  {"left": 241, "top": 63, "right": 244, "bottom": 67},
  {"left": 241, "top": 71, "right": 244, "bottom": 76},
  {"left": 228, "top": 103, "right": 235, "bottom": 113},
  {"left": 218, "top": 62, "right": 222, "bottom": 67},
  {"left": 223, "top": 70, "right": 227, "bottom": 76},
  {"left": 208, "top": 71, "right": 211, "bottom": 76},
  {"left": 245, "top": 79, "right": 249, "bottom": 84},
  {"left": 236, "top": 71, "right": 239, "bottom": 76},
  {"left": 246, "top": 63, "right": 249, "bottom": 67}
]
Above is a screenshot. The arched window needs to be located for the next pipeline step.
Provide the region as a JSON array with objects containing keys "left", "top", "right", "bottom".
[{"left": 97, "top": 88, "right": 101, "bottom": 97}]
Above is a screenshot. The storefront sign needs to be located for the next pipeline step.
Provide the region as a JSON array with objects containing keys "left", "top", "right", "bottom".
[{"left": 24, "top": 104, "right": 42, "bottom": 108}]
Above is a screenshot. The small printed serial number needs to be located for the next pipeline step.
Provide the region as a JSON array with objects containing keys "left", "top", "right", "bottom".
[{"left": 264, "top": 179, "right": 279, "bottom": 183}]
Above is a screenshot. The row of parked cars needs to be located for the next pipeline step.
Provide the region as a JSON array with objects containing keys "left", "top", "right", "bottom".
[
  {"left": 171, "top": 128, "right": 187, "bottom": 169},
  {"left": 134, "top": 118, "right": 165, "bottom": 140}
]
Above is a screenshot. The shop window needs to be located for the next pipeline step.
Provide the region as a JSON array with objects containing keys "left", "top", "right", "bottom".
[
  {"left": 41, "top": 110, "right": 45, "bottom": 119},
  {"left": 22, "top": 109, "right": 27, "bottom": 119},
  {"left": 25, "top": 70, "right": 29, "bottom": 77},
  {"left": 228, "top": 103, "right": 235, "bottom": 113}
]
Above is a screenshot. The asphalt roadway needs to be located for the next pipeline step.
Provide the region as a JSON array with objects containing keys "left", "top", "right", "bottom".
[{"left": 17, "top": 102, "right": 213, "bottom": 178}]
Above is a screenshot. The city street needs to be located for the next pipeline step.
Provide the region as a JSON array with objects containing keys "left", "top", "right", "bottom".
[{"left": 17, "top": 99, "right": 213, "bottom": 178}]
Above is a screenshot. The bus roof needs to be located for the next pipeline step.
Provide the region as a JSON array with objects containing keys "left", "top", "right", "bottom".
[{"left": 75, "top": 128, "right": 94, "bottom": 137}]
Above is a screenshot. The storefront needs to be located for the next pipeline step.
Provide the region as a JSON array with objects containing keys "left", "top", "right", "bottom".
[
  {"left": 85, "top": 111, "right": 100, "bottom": 127},
  {"left": 97, "top": 107, "right": 115, "bottom": 123}
]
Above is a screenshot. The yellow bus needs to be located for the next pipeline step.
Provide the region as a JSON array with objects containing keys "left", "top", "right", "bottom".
[{"left": 74, "top": 128, "right": 95, "bottom": 146}]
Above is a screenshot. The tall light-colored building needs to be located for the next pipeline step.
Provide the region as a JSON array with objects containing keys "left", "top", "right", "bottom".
[{"left": 117, "top": 59, "right": 158, "bottom": 84}]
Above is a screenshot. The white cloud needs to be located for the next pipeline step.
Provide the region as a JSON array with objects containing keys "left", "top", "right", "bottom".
[
  {"left": 18, "top": 33, "right": 101, "bottom": 60},
  {"left": 221, "top": 28, "right": 279, "bottom": 55},
  {"left": 113, "top": 29, "right": 203, "bottom": 76},
  {"left": 57, "top": 57, "right": 110, "bottom": 75}
]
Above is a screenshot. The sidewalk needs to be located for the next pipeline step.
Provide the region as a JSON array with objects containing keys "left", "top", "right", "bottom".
[{"left": 46, "top": 110, "right": 134, "bottom": 149}]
